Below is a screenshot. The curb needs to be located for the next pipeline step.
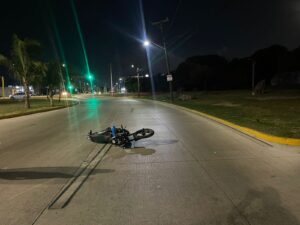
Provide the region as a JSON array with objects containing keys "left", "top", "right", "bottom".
[
  {"left": 147, "top": 99, "right": 300, "bottom": 146},
  {"left": 0, "top": 100, "right": 79, "bottom": 120}
]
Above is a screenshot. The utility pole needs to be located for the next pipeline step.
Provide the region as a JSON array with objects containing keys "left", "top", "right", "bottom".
[
  {"left": 131, "top": 65, "right": 141, "bottom": 97},
  {"left": 252, "top": 60, "right": 256, "bottom": 95},
  {"left": 110, "top": 63, "right": 113, "bottom": 95},
  {"left": 152, "top": 17, "right": 173, "bottom": 102},
  {"left": 1, "top": 76, "right": 4, "bottom": 97},
  {"left": 137, "top": 68, "right": 140, "bottom": 97}
]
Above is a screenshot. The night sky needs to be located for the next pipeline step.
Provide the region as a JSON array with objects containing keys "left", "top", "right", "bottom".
[{"left": 1, "top": 0, "right": 300, "bottom": 84}]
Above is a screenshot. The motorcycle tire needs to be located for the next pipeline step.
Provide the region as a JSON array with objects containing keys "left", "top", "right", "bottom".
[{"left": 133, "top": 128, "right": 154, "bottom": 141}]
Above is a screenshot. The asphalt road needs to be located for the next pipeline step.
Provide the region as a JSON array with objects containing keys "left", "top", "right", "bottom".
[{"left": 0, "top": 96, "right": 300, "bottom": 225}]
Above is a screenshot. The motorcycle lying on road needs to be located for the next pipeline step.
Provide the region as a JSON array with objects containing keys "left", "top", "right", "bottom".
[{"left": 88, "top": 126, "right": 154, "bottom": 148}]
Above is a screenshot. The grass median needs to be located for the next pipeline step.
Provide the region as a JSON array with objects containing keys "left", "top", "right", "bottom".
[
  {"left": 0, "top": 98, "right": 78, "bottom": 119},
  {"left": 148, "top": 89, "right": 300, "bottom": 139}
]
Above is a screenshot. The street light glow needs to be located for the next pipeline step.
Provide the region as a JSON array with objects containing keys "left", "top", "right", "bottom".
[
  {"left": 143, "top": 40, "right": 150, "bottom": 47},
  {"left": 145, "top": 74, "right": 149, "bottom": 78},
  {"left": 86, "top": 73, "right": 94, "bottom": 81},
  {"left": 131, "top": 64, "right": 135, "bottom": 68}
]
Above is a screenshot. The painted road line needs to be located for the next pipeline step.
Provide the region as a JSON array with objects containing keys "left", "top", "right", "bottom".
[{"left": 48, "top": 144, "right": 111, "bottom": 209}]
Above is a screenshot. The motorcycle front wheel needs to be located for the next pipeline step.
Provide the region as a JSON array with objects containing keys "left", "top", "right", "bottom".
[{"left": 133, "top": 128, "right": 154, "bottom": 141}]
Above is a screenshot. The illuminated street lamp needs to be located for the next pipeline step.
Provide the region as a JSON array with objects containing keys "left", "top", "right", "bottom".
[
  {"left": 143, "top": 39, "right": 164, "bottom": 50},
  {"left": 68, "top": 84, "right": 74, "bottom": 94},
  {"left": 87, "top": 73, "right": 94, "bottom": 81},
  {"left": 143, "top": 39, "right": 173, "bottom": 101},
  {"left": 118, "top": 77, "right": 126, "bottom": 94},
  {"left": 145, "top": 74, "right": 149, "bottom": 78},
  {"left": 86, "top": 73, "right": 94, "bottom": 93},
  {"left": 143, "top": 40, "right": 150, "bottom": 47}
]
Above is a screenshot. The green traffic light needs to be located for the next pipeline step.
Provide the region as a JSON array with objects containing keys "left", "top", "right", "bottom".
[{"left": 87, "top": 73, "right": 94, "bottom": 81}]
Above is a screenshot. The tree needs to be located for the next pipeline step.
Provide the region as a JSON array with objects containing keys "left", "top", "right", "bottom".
[
  {"left": 43, "top": 62, "right": 63, "bottom": 106},
  {"left": 175, "top": 55, "right": 227, "bottom": 91},
  {"left": 0, "top": 34, "right": 46, "bottom": 108},
  {"left": 252, "top": 45, "right": 288, "bottom": 84}
]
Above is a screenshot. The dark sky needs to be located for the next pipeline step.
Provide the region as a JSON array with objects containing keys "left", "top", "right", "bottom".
[{"left": 1, "top": 0, "right": 300, "bottom": 84}]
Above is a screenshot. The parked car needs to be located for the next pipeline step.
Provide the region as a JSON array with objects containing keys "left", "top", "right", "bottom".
[
  {"left": 61, "top": 91, "right": 71, "bottom": 97},
  {"left": 9, "top": 92, "right": 30, "bottom": 100}
]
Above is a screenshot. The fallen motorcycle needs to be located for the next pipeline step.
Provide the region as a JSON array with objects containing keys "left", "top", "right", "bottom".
[{"left": 88, "top": 126, "right": 154, "bottom": 148}]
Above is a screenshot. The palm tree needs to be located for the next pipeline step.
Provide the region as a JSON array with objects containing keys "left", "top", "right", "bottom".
[{"left": 0, "top": 34, "right": 46, "bottom": 108}]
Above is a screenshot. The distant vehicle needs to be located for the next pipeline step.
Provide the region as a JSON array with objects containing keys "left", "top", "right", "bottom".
[
  {"left": 9, "top": 92, "right": 30, "bottom": 100},
  {"left": 61, "top": 91, "right": 71, "bottom": 97}
]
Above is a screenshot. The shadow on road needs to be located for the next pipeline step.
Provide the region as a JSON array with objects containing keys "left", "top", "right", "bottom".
[
  {"left": 227, "top": 186, "right": 300, "bottom": 225},
  {"left": 0, "top": 167, "right": 114, "bottom": 180},
  {"left": 136, "top": 139, "right": 178, "bottom": 147}
]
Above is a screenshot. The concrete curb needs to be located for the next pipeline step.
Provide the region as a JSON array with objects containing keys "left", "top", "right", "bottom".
[
  {"left": 0, "top": 100, "right": 79, "bottom": 120},
  {"left": 147, "top": 99, "right": 300, "bottom": 146}
]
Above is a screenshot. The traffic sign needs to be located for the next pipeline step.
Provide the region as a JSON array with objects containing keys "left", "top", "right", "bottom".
[{"left": 167, "top": 74, "right": 173, "bottom": 82}]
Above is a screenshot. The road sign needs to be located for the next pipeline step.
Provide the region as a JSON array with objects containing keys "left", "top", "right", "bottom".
[{"left": 167, "top": 74, "right": 173, "bottom": 82}]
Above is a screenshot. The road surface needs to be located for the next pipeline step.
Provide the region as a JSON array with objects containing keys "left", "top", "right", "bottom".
[{"left": 0, "top": 96, "right": 299, "bottom": 225}]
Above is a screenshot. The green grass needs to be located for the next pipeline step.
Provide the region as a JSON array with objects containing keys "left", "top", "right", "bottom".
[
  {"left": 150, "top": 89, "right": 300, "bottom": 138},
  {"left": 0, "top": 98, "right": 77, "bottom": 119}
]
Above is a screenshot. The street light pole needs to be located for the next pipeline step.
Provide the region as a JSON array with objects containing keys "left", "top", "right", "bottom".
[
  {"left": 131, "top": 65, "right": 141, "bottom": 97},
  {"left": 163, "top": 43, "right": 173, "bottom": 101},
  {"left": 152, "top": 18, "right": 173, "bottom": 102},
  {"left": 137, "top": 68, "right": 140, "bottom": 97},
  {"left": 110, "top": 63, "right": 113, "bottom": 95}
]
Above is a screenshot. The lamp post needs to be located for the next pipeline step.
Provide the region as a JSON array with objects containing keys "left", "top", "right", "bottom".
[
  {"left": 119, "top": 78, "right": 123, "bottom": 93},
  {"left": 68, "top": 84, "right": 73, "bottom": 94},
  {"left": 110, "top": 63, "right": 114, "bottom": 95},
  {"left": 144, "top": 17, "right": 173, "bottom": 101},
  {"left": 143, "top": 39, "right": 173, "bottom": 101},
  {"left": 131, "top": 65, "right": 141, "bottom": 97},
  {"left": 86, "top": 73, "right": 94, "bottom": 93}
]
